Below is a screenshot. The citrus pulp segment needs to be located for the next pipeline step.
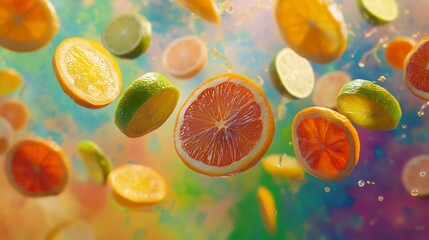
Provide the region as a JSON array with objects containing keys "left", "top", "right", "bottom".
[
  {"left": 269, "top": 48, "right": 315, "bottom": 99},
  {"left": 52, "top": 37, "right": 122, "bottom": 109},
  {"left": 0, "top": 99, "right": 29, "bottom": 131},
  {"left": 0, "top": 117, "right": 13, "bottom": 155},
  {"left": 292, "top": 107, "right": 360, "bottom": 180},
  {"left": 175, "top": 0, "right": 221, "bottom": 24},
  {"left": 401, "top": 154, "right": 429, "bottom": 197},
  {"left": 404, "top": 36, "right": 429, "bottom": 100},
  {"left": 101, "top": 13, "right": 152, "bottom": 59},
  {"left": 385, "top": 37, "right": 415, "bottom": 69},
  {"left": 5, "top": 137, "right": 69, "bottom": 197},
  {"left": 0, "top": 68, "right": 23, "bottom": 96},
  {"left": 77, "top": 140, "right": 113, "bottom": 184},
  {"left": 274, "top": 0, "right": 348, "bottom": 64},
  {"left": 358, "top": 0, "right": 398, "bottom": 25},
  {"left": 162, "top": 35, "right": 208, "bottom": 79},
  {"left": 312, "top": 71, "right": 351, "bottom": 109},
  {"left": 115, "top": 72, "right": 180, "bottom": 138},
  {"left": 0, "top": 0, "right": 59, "bottom": 52},
  {"left": 336, "top": 79, "right": 402, "bottom": 131},
  {"left": 174, "top": 73, "right": 275, "bottom": 177},
  {"left": 261, "top": 154, "right": 305, "bottom": 181},
  {"left": 257, "top": 186, "right": 277, "bottom": 235}
]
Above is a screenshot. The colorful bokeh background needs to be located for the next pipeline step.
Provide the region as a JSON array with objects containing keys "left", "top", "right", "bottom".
[{"left": 1, "top": 0, "right": 429, "bottom": 239}]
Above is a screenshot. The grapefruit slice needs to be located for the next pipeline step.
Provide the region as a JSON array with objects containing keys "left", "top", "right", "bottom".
[
  {"left": 401, "top": 154, "right": 429, "bottom": 197},
  {"left": 404, "top": 36, "right": 429, "bottom": 100}
]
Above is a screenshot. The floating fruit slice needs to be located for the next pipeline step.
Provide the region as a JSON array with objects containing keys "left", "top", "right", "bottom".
[
  {"left": 261, "top": 154, "right": 305, "bottom": 181},
  {"left": 175, "top": 0, "right": 221, "bottom": 24},
  {"left": 0, "top": 0, "right": 59, "bottom": 52},
  {"left": 269, "top": 48, "right": 315, "bottom": 98},
  {"left": 5, "top": 137, "right": 69, "bottom": 197},
  {"left": 0, "top": 117, "right": 13, "bottom": 154},
  {"left": 101, "top": 13, "right": 152, "bottom": 59},
  {"left": 52, "top": 37, "right": 122, "bottom": 109},
  {"left": 312, "top": 71, "right": 351, "bottom": 109},
  {"left": 401, "top": 154, "right": 429, "bottom": 197},
  {"left": 115, "top": 72, "right": 180, "bottom": 138},
  {"left": 358, "top": 0, "right": 398, "bottom": 25},
  {"left": 0, "top": 99, "right": 29, "bottom": 131},
  {"left": 0, "top": 68, "right": 23, "bottom": 96},
  {"left": 257, "top": 186, "right": 277, "bottom": 235},
  {"left": 336, "top": 79, "right": 402, "bottom": 130},
  {"left": 274, "top": 0, "right": 347, "bottom": 64},
  {"left": 77, "top": 140, "right": 113, "bottom": 184},
  {"left": 385, "top": 37, "right": 415, "bottom": 69},
  {"left": 107, "top": 164, "right": 167, "bottom": 210},
  {"left": 174, "top": 73, "right": 275, "bottom": 177},
  {"left": 292, "top": 107, "right": 360, "bottom": 180},
  {"left": 162, "top": 36, "right": 207, "bottom": 79},
  {"left": 46, "top": 221, "right": 96, "bottom": 240},
  {"left": 404, "top": 36, "right": 429, "bottom": 100}
]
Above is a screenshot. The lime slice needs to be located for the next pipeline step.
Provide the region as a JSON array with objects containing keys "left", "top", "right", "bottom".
[
  {"left": 358, "top": 0, "right": 398, "bottom": 25},
  {"left": 77, "top": 140, "right": 113, "bottom": 184},
  {"left": 101, "top": 13, "right": 152, "bottom": 59},
  {"left": 336, "top": 79, "right": 402, "bottom": 131},
  {"left": 115, "top": 72, "right": 180, "bottom": 138},
  {"left": 269, "top": 48, "right": 315, "bottom": 99}
]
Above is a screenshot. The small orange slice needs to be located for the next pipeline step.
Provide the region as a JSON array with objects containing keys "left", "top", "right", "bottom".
[
  {"left": 52, "top": 37, "right": 122, "bottom": 109},
  {"left": 401, "top": 154, "right": 429, "bottom": 197},
  {"left": 5, "top": 137, "right": 69, "bottom": 197},
  {"left": 404, "top": 36, "right": 429, "bottom": 100},
  {"left": 0, "top": 0, "right": 59, "bottom": 52},
  {"left": 0, "top": 68, "right": 23, "bottom": 96},
  {"left": 174, "top": 73, "right": 275, "bottom": 177},
  {"left": 0, "top": 117, "right": 13, "bottom": 154},
  {"left": 175, "top": 0, "right": 221, "bottom": 24},
  {"left": 292, "top": 107, "right": 360, "bottom": 180},
  {"left": 385, "top": 37, "right": 415, "bottom": 69},
  {"left": 162, "top": 36, "right": 207, "bottom": 79},
  {"left": 312, "top": 71, "right": 351, "bottom": 109},
  {"left": 257, "top": 186, "right": 277, "bottom": 235},
  {"left": 0, "top": 99, "right": 29, "bottom": 131}
]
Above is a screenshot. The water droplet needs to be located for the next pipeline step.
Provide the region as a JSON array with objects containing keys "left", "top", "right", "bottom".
[
  {"left": 378, "top": 196, "right": 384, "bottom": 201},
  {"left": 273, "top": 210, "right": 278, "bottom": 216},
  {"left": 358, "top": 180, "right": 365, "bottom": 187},
  {"left": 411, "top": 188, "right": 419, "bottom": 196},
  {"left": 288, "top": 142, "right": 292, "bottom": 145},
  {"left": 366, "top": 180, "right": 371, "bottom": 184},
  {"left": 412, "top": 33, "right": 418, "bottom": 39},
  {"left": 402, "top": 124, "right": 407, "bottom": 129},
  {"left": 350, "top": 53, "right": 355, "bottom": 58},
  {"left": 420, "top": 171, "right": 427, "bottom": 177},
  {"left": 418, "top": 111, "right": 425, "bottom": 117},
  {"left": 324, "top": 187, "right": 330, "bottom": 193},
  {"left": 358, "top": 62, "right": 365, "bottom": 68},
  {"left": 377, "top": 76, "right": 386, "bottom": 82},
  {"left": 226, "top": 6, "right": 234, "bottom": 14},
  {"left": 264, "top": 68, "right": 268, "bottom": 72},
  {"left": 371, "top": 181, "right": 376, "bottom": 185},
  {"left": 400, "top": 133, "right": 406, "bottom": 139}
]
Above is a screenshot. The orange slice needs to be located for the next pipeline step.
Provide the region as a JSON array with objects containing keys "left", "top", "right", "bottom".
[
  {"left": 0, "top": 99, "right": 29, "bottom": 131},
  {"left": 404, "top": 36, "right": 429, "bottom": 100},
  {"left": 401, "top": 154, "right": 429, "bottom": 197},
  {"left": 257, "top": 186, "right": 277, "bottom": 236},
  {"left": 174, "top": 73, "right": 275, "bottom": 177},
  {"left": 162, "top": 36, "right": 207, "bottom": 79},
  {"left": 52, "top": 37, "right": 122, "bottom": 109},
  {"left": 5, "top": 137, "right": 69, "bottom": 197},
  {"left": 312, "top": 71, "right": 351, "bottom": 109},
  {"left": 0, "top": 0, "right": 59, "bottom": 52},
  {"left": 0, "top": 117, "right": 13, "bottom": 154},
  {"left": 175, "top": 0, "right": 221, "bottom": 24},
  {"left": 385, "top": 37, "right": 415, "bottom": 69},
  {"left": 0, "top": 68, "right": 23, "bottom": 96},
  {"left": 292, "top": 107, "right": 360, "bottom": 180}
]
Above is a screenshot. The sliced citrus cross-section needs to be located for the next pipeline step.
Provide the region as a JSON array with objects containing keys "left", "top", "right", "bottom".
[
  {"left": 261, "top": 153, "right": 305, "bottom": 181},
  {"left": 52, "top": 37, "right": 122, "bottom": 109},
  {"left": 385, "top": 37, "right": 415, "bottom": 69},
  {"left": 174, "top": 73, "right": 275, "bottom": 177},
  {"left": 77, "top": 140, "right": 113, "bottom": 184},
  {"left": 401, "top": 154, "right": 429, "bottom": 198},
  {"left": 358, "top": 0, "right": 398, "bottom": 25},
  {"left": 0, "top": 99, "right": 30, "bottom": 131},
  {"left": 257, "top": 186, "right": 277, "bottom": 236},
  {"left": 292, "top": 107, "right": 360, "bottom": 180},
  {"left": 5, "top": 137, "right": 69, "bottom": 197},
  {"left": 0, "top": 68, "right": 23, "bottom": 96},
  {"left": 404, "top": 36, "right": 429, "bottom": 100},
  {"left": 175, "top": 0, "right": 221, "bottom": 24},
  {"left": 312, "top": 71, "right": 351, "bottom": 109}
]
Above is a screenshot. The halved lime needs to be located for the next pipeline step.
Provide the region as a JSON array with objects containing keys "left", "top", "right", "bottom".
[
  {"left": 115, "top": 72, "right": 180, "bottom": 138},
  {"left": 358, "top": 0, "right": 398, "bottom": 25},
  {"left": 269, "top": 48, "right": 315, "bottom": 99},
  {"left": 101, "top": 13, "right": 152, "bottom": 59},
  {"left": 77, "top": 140, "right": 113, "bottom": 184},
  {"left": 336, "top": 79, "right": 402, "bottom": 131}
]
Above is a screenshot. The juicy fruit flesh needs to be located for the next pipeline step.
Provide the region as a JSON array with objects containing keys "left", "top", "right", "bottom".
[
  {"left": 296, "top": 116, "right": 351, "bottom": 175},
  {"left": 180, "top": 81, "right": 263, "bottom": 166},
  {"left": 406, "top": 40, "right": 429, "bottom": 92},
  {"left": 103, "top": 15, "right": 142, "bottom": 53},
  {"left": 166, "top": 39, "right": 201, "bottom": 71},
  {"left": 385, "top": 38, "right": 414, "bottom": 69},
  {"left": 360, "top": 0, "right": 398, "bottom": 22}
]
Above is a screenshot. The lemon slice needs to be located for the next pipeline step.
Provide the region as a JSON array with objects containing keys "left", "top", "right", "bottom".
[
  {"left": 257, "top": 186, "right": 277, "bottom": 235},
  {"left": 358, "top": 0, "right": 398, "bottom": 25},
  {"left": 77, "top": 140, "right": 113, "bottom": 184},
  {"left": 0, "top": 68, "right": 23, "bottom": 96},
  {"left": 261, "top": 154, "right": 305, "bottom": 181}
]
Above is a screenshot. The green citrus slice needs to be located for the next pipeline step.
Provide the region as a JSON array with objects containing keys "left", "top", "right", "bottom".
[
  {"left": 101, "top": 13, "right": 152, "bottom": 59},
  {"left": 358, "top": 0, "right": 398, "bottom": 25},
  {"left": 115, "top": 72, "right": 180, "bottom": 138},
  {"left": 336, "top": 79, "right": 402, "bottom": 131},
  {"left": 77, "top": 140, "right": 113, "bottom": 184}
]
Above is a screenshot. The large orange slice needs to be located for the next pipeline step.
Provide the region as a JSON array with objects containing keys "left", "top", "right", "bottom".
[
  {"left": 404, "top": 36, "right": 429, "bottom": 100},
  {"left": 174, "top": 73, "right": 275, "bottom": 177},
  {"left": 5, "top": 137, "right": 69, "bottom": 197},
  {"left": 0, "top": 99, "right": 29, "bottom": 131},
  {"left": 292, "top": 107, "right": 360, "bottom": 180},
  {"left": 0, "top": 0, "right": 59, "bottom": 52}
]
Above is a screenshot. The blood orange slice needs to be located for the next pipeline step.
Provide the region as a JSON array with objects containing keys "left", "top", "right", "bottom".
[
  {"left": 174, "top": 73, "right": 275, "bottom": 177},
  {"left": 292, "top": 107, "right": 360, "bottom": 180},
  {"left": 404, "top": 36, "right": 429, "bottom": 100}
]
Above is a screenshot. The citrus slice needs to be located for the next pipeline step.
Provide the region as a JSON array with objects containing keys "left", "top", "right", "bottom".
[
  {"left": 52, "top": 37, "right": 122, "bottom": 109},
  {"left": 292, "top": 107, "right": 360, "bottom": 180},
  {"left": 46, "top": 221, "right": 96, "bottom": 240},
  {"left": 404, "top": 36, "right": 429, "bottom": 101},
  {"left": 77, "top": 140, "right": 113, "bottom": 184},
  {"left": 162, "top": 35, "right": 207, "bottom": 79},
  {"left": 257, "top": 186, "right": 277, "bottom": 235},
  {"left": 101, "top": 13, "right": 152, "bottom": 59},
  {"left": 261, "top": 153, "right": 305, "bottom": 181},
  {"left": 0, "top": 99, "right": 29, "bottom": 131},
  {"left": 269, "top": 48, "right": 315, "bottom": 98},
  {"left": 115, "top": 72, "right": 180, "bottom": 138},
  {"left": 5, "top": 137, "right": 69, "bottom": 197},
  {"left": 174, "top": 73, "right": 275, "bottom": 177},
  {"left": 0, "top": 68, "right": 23, "bottom": 96},
  {"left": 175, "top": 0, "right": 221, "bottom": 24},
  {"left": 0, "top": 117, "right": 13, "bottom": 154},
  {"left": 274, "top": 0, "right": 347, "bottom": 64},
  {"left": 336, "top": 79, "right": 402, "bottom": 131},
  {"left": 107, "top": 164, "right": 167, "bottom": 210},
  {"left": 312, "top": 71, "right": 351, "bottom": 109},
  {"left": 358, "top": 0, "right": 398, "bottom": 25},
  {"left": 385, "top": 37, "right": 415, "bottom": 69},
  {"left": 401, "top": 154, "right": 429, "bottom": 197},
  {"left": 0, "top": 0, "right": 59, "bottom": 52}
]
